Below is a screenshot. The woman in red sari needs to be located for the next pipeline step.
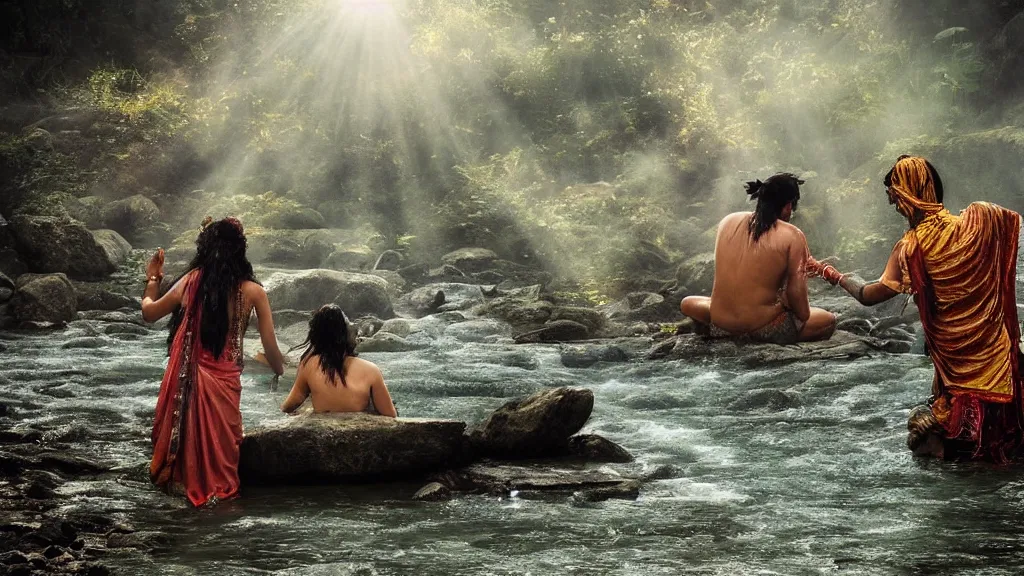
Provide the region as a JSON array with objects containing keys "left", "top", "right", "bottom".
[{"left": 141, "top": 218, "right": 285, "bottom": 507}]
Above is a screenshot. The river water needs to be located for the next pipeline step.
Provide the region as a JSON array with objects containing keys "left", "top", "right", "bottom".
[
  {"left": 3, "top": 232, "right": 1024, "bottom": 576},
  {"left": 4, "top": 315, "right": 1024, "bottom": 576}
]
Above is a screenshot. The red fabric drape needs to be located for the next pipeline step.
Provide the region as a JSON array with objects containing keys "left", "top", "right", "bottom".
[{"left": 150, "top": 272, "right": 244, "bottom": 507}]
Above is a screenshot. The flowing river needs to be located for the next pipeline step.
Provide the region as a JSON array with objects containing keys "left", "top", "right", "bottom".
[{"left": 3, "top": 241, "right": 1024, "bottom": 575}]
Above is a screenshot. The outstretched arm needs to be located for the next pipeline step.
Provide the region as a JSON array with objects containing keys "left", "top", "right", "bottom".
[
  {"left": 250, "top": 286, "right": 285, "bottom": 376},
  {"left": 815, "top": 242, "right": 903, "bottom": 306},
  {"left": 281, "top": 362, "right": 310, "bottom": 413}
]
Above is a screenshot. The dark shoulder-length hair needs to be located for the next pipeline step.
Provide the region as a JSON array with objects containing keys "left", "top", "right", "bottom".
[
  {"left": 289, "top": 304, "right": 358, "bottom": 386},
  {"left": 745, "top": 173, "right": 804, "bottom": 242},
  {"left": 166, "top": 218, "right": 258, "bottom": 358}
]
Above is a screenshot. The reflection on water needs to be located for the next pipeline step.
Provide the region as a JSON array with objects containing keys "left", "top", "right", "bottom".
[{"left": 4, "top": 320, "right": 1024, "bottom": 575}]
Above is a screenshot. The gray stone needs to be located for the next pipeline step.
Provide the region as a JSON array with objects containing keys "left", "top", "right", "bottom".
[
  {"left": 239, "top": 413, "right": 468, "bottom": 484},
  {"left": 356, "top": 332, "right": 427, "bottom": 353},
  {"left": 549, "top": 306, "right": 605, "bottom": 332},
  {"left": 9, "top": 216, "right": 117, "bottom": 279},
  {"left": 0, "top": 288, "right": 11, "bottom": 303},
  {"left": 601, "top": 292, "right": 680, "bottom": 323},
  {"left": 265, "top": 269, "right": 393, "bottom": 318},
  {"left": 397, "top": 283, "right": 484, "bottom": 317},
  {"left": 373, "top": 250, "right": 404, "bottom": 271},
  {"left": 572, "top": 479, "right": 642, "bottom": 503},
  {"left": 441, "top": 247, "right": 498, "bottom": 273},
  {"left": 412, "top": 482, "right": 452, "bottom": 502},
  {"left": 560, "top": 344, "right": 630, "bottom": 368},
  {"left": 676, "top": 252, "right": 715, "bottom": 294},
  {"left": 514, "top": 320, "right": 591, "bottom": 344},
  {"left": 449, "top": 463, "right": 629, "bottom": 495},
  {"left": 90, "top": 230, "right": 131, "bottom": 269},
  {"left": 378, "top": 318, "right": 412, "bottom": 338},
  {"left": 10, "top": 274, "right": 76, "bottom": 324},
  {"left": 99, "top": 195, "right": 160, "bottom": 242},
  {"left": 469, "top": 387, "right": 594, "bottom": 459},
  {"left": 326, "top": 248, "right": 373, "bottom": 271},
  {"left": 259, "top": 206, "right": 327, "bottom": 230},
  {"left": 566, "top": 434, "right": 633, "bottom": 463},
  {"left": 72, "top": 282, "right": 137, "bottom": 312},
  {"left": 443, "top": 319, "right": 512, "bottom": 343},
  {"left": 647, "top": 330, "right": 886, "bottom": 366}
]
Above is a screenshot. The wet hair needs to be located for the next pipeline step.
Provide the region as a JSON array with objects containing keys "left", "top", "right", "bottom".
[
  {"left": 884, "top": 154, "right": 944, "bottom": 203},
  {"left": 289, "top": 304, "right": 358, "bottom": 386},
  {"left": 167, "top": 218, "right": 258, "bottom": 358},
  {"left": 745, "top": 173, "right": 804, "bottom": 242}
]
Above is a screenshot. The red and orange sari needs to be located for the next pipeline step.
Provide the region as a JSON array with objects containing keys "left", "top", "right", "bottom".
[
  {"left": 150, "top": 272, "right": 247, "bottom": 507},
  {"left": 882, "top": 156, "right": 1023, "bottom": 461}
]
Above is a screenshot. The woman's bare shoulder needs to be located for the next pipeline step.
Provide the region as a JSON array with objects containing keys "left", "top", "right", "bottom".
[{"left": 348, "top": 356, "right": 381, "bottom": 374}]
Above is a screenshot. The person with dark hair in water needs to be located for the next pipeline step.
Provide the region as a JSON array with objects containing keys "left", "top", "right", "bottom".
[
  {"left": 281, "top": 304, "right": 397, "bottom": 417},
  {"left": 141, "top": 217, "right": 285, "bottom": 507},
  {"left": 809, "top": 155, "right": 1023, "bottom": 462},
  {"left": 680, "top": 173, "right": 836, "bottom": 343}
]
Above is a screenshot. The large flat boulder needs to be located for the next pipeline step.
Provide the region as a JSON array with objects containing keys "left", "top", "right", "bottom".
[
  {"left": 10, "top": 273, "right": 77, "bottom": 324},
  {"left": 9, "top": 216, "right": 119, "bottom": 279},
  {"left": 646, "top": 330, "right": 895, "bottom": 366},
  {"left": 264, "top": 269, "right": 394, "bottom": 318},
  {"left": 239, "top": 413, "right": 468, "bottom": 484},
  {"left": 469, "top": 387, "right": 594, "bottom": 459}
]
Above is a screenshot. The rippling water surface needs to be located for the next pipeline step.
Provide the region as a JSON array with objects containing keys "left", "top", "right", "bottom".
[{"left": 5, "top": 315, "right": 1024, "bottom": 576}]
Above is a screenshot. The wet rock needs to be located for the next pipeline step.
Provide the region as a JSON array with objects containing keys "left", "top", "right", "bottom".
[
  {"left": 260, "top": 206, "right": 327, "bottom": 230},
  {"left": 102, "top": 323, "right": 148, "bottom": 336},
  {"left": 25, "top": 481, "right": 57, "bottom": 500},
  {"left": 514, "top": 320, "right": 590, "bottom": 344},
  {"left": 19, "top": 518, "right": 77, "bottom": 549},
  {"left": 325, "top": 248, "right": 373, "bottom": 271},
  {"left": 373, "top": 250, "right": 404, "bottom": 271},
  {"left": 239, "top": 413, "right": 469, "bottom": 484},
  {"left": 377, "top": 318, "right": 411, "bottom": 338},
  {"left": 451, "top": 463, "right": 629, "bottom": 495},
  {"left": 490, "top": 351, "right": 540, "bottom": 371},
  {"left": 90, "top": 230, "right": 132, "bottom": 269},
  {"left": 424, "top": 264, "right": 470, "bottom": 283},
  {"left": 99, "top": 195, "right": 160, "bottom": 242},
  {"left": 727, "top": 389, "right": 802, "bottom": 412},
  {"left": 356, "top": 332, "right": 427, "bottom": 353},
  {"left": 836, "top": 317, "right": 873, "bottom": 336},
  {"left": 10, "top": 273, "right": 76, "bottom": 324},
  {"left": 549, "top": 306, "right": 605, "bottom": 332},
  {"left": 264, "top": 269, "right": 394, "bottom": 319},
  {"left": 8, "top": 216, "right": 118, "bottom": 279},
  {"left": 648, "top": 330, "right": 885, "bottom": 366},
  {"left": 559, "top": 344, "right": 629, "bottom": 368},
  {"left": 601, "top": 292, "right": 680, "bottom": 323},
  {"left": 480, "top": 260, "right": 552, "bottom": 289},
  {"left": 0, "top": 287, "right": 11, "bottom": 303},
  {"left": 0, "top": 428, "right": 42, "bottom": 444},
  {"left": 37, "top": 453, "right": 108, "bottom": 476},
  {"left": 0, "top": 451, "right": 33, "bottom": 475},
  {"left": 72, "top": 282, "right": 137, "bottom": 312},
  {"left": 0, "top": 550, "right": 29, "bottom": 565},
  {"left": 639, "top": 464, "right": 685, "bottom": 481},
  {"left": 443, "top": 319, "right": 512, "bottom": 343},
  {"left": 105, "top": 531, "right": 170, "bottom": 551},
  {"left": 482, "top": 298, "right": 552, "bottom": 330},
  {"left": 566, "top": 434, "right": 633, "bottom": 463},
  {"left": 572, "top": 479, "right": 642, "bottom": 503},
  {"left": 676, "top": 252, "right": 715, "bottom": 294},
  {"left": 469, "top": 387, "right": 594, "bottom": 459},
  {"left": 412, "top": 482, "right": 452, "bottom": 502},
  {"left": 0, "top": 271, "right": 13, "bottom": 290},
  {"left": 397, "top": 283, "right": 484, "bottom": 317},
  {"left": 77, "top": 310, "right": 144, "bottom": 325},
  {"left": 60, "top": 337, "right": 109, "bottom": 349},
  {"left": 441, "top": 247, "right": 498, "bottom": 273}
]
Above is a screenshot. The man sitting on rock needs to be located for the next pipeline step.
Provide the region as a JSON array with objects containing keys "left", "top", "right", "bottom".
[
  {"left": 810, "top": 155, "right": 1023, "bottom": 461},
  {"left": 680, "top": 173, "right": 836, "bottom": 344}
]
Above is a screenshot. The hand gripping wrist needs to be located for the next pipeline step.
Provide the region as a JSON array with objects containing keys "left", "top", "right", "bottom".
[{"left": 821, "top": 264, "right": 843, "bottom": 286}]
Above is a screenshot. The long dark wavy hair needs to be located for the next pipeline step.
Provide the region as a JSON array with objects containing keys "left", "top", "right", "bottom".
[
  {"left": 167, "top": 218, "right": 258, "bottom": 358},
  {"left": 745, "top": 173, "right": 804, "bottom": 242},
  {"left": 289, "top": 304, "right": 358, "bottom": 386}
]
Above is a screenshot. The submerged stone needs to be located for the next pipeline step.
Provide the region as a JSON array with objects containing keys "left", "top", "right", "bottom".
[{"left": 469, "top": 387, "right": 594, "bottom": 459}]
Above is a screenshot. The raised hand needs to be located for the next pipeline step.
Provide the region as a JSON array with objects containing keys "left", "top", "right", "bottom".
[{"left": 146, "top": 248, "right": 165, "bottom": 281}]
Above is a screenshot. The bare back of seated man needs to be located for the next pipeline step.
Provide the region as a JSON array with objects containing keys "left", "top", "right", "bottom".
[
  {"left": 681, "top": 173, "right": 836, "bottom": 344},
  {"left": 281, "top": 304, "right": 397, "bottom": 417}
]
